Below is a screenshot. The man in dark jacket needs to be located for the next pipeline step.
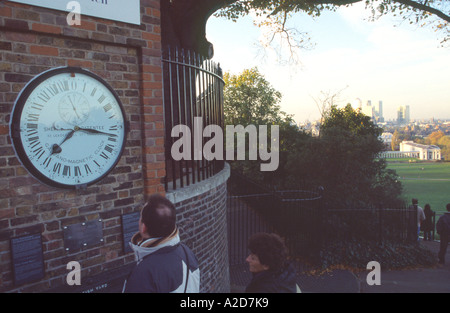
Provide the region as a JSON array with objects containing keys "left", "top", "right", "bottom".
[
  {"left": 123, "top": 194, "right": 200, "bottom": 293},
  {"left": 436, "top": 203, "right": 450, "bottom": 265}
]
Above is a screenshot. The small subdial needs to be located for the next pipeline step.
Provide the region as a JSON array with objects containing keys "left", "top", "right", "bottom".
[{"left": 59, "top": 92, "right": 90, "bottom": 125}]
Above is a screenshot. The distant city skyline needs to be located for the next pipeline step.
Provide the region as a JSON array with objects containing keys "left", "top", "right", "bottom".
[{"left": 207, "top": 2, "right": 450, "bottom": 124}]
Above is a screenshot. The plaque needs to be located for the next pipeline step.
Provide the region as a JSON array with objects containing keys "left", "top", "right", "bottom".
[
  {"left": 63, "top": 220, "right": 104, "bottom": 252},
  {"left": 10, "top": 233, "right": 45, "bottom": 286},
  {"left": 121, "top": 212, "right": 140, "bottom": 253}
]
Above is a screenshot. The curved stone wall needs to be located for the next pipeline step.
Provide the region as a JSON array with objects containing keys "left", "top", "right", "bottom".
[{"left": 166, "top": 163, "right": 230, "bottom": 293}]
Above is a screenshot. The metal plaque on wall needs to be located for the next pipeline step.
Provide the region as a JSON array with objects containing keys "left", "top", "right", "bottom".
[
  {"left": 10, "top": 233, "right": 45, "bottom": 286},
  {"left": 121, "top": 211, "right": 140, "bottom": 254},
  {"left": 63, "top": 220, "right": 104, "bottom": 252}
]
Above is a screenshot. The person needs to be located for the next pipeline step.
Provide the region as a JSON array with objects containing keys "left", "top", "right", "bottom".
[
  {"left": 436, "top": 203, "right": 450, "bottom": 265},
  {"left": 422, "top": 204, "right": 434, "bottom": 241},
  {"left": 245, "top": 233, "right": 298, "bottom": 293},
  {"left": 410, "top": 198, "right": 425, "bottom": 241},
  {"left": 123, "top": 194, "right": 200, "bottom": 293}
]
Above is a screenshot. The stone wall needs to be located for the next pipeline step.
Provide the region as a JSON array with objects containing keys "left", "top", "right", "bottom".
[{"left": 167, "top": 163, "right": 231, "bottom": 293}]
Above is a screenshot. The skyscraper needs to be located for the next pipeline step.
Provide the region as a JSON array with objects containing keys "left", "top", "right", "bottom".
[
  {"left": 397, "top": 105, "right": 410, "bottom": 124},
  {"left": 361, "top": 100, "right": 384, "bottom": 124},
  {"left": 377, "top": 101, "right": 384, "bottom": 123}
]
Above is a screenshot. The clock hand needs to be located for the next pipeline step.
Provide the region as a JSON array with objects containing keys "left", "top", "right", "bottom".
[
  {"left": 49, "top": 128, "right": 77, "bottom": 155},
  {"left": 78, "top": 127, "right": 117, "bottom": 137},
  {"left": 68, "top": 96, "right": 81, "bottom": 119}
]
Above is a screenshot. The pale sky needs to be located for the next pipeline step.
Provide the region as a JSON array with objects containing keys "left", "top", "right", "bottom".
[{"left": 206, "top": 2, "right": 450, "bottom": 124}]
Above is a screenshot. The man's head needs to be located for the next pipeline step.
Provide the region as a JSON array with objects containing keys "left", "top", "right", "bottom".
[
  {"left": 447, "top": 203, "right": 450, "bottom": 212},
  {"left": 139, "top": 194, "right": 176, "bottom": 239},
  {"left": 412, "top": 198, "right": 418, "bottom": 205}
]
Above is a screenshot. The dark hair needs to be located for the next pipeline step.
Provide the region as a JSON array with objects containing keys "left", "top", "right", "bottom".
[
  {"left": 412, "top": 198, "right": 418, "bottom": 205},
  {"left": 248, "top": 233, "right": 287, "bottom": 272},
  {"left": 141, "top": 194, "right": 176, "bottom": 238},
  {"left": 447, "top": 203, "right": 450, "bottom": 212}
]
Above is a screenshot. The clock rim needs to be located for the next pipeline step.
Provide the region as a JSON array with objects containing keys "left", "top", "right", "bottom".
[{"left": 10, "top": 66, "right": 129, "bottom": 190}]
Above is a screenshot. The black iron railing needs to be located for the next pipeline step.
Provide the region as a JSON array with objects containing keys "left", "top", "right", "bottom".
[
  {"left": 162, "top": 47, "right": 225, "bottom": 190},
  {"left": 227, "top": 170, "right": 324, "bottom": 265},
  {"left": 227, "top": 170, "right": 423, "bottom": 266}
]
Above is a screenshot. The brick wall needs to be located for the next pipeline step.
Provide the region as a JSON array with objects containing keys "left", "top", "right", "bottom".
[
  {"left": 0, "top": 0, "right": 165, "bottom": 292},
  {"left": 168, "top": 164, "right": 231, "bottom": 293}
]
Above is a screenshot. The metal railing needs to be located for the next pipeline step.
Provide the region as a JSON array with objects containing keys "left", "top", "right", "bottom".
[
  {"left": 226, "top": 170, "right": 425, "bottom": 267},
  {"left": 162, "top": 47, "right": 225, "bottom": 190},
  {"left": 227, "top": 170, "right": 324, "bottom": 265}
]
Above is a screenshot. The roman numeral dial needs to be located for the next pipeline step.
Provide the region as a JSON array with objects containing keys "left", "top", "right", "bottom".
[{"left": 10, "top": 67, "right": 127, "bottom": 189}]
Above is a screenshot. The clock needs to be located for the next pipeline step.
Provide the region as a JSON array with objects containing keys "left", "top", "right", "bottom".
[{"left": 10, "top": 67, "right": 128, "bottom": 189}]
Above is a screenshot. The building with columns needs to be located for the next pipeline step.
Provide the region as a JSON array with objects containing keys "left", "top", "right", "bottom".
[{"left": 379, "top": 141, "right": 441, "bottom": 161}]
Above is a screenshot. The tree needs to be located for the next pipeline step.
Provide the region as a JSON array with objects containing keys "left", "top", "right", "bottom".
[
  {"left": 282, "top": 104, "right": 402, "bottom": 208},
  {"left": 223, "top": 68, "right": 291, "bottom": 126},
  {"left": 223, "top": 68, "right": 300, "bottom": 182},
  {"left": 437, "top": 135, "right": 450, "bottom": 160},
  {"left": 426, "top": 130, "right": 445, "bottom": 145},
  {"left": 391, "top": 129, "right": 401, "bottom": 151},
  {"left": 223, "top": 71, "right": 403, "bottom": 207},
  {"left": 161, "top": 0, "right": 450, "bottom": 58}
]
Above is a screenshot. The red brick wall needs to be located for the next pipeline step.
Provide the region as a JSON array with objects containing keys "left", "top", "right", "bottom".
[{"left": 0, "top": 0, "right": 165, "bottom": 292}]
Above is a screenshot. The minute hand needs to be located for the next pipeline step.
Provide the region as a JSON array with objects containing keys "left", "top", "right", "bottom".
[{"left": 78, "top": 127, "right": 117, "bottom": 136}]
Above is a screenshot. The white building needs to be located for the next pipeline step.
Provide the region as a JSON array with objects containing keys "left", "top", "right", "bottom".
[
  {"left": 400, "top": 141, "right": 441, "bottom": 160},
  {"left": 378, "top": 141, "right": 441, "bottom": 160}
]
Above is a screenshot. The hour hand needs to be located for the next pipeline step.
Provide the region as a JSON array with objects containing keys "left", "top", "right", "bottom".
[
  {"left": 50, "top": 129, "right": 75, "bottom": 155},
  {"left": 60, "top": 129, "right": 76, "bottom": 145}
]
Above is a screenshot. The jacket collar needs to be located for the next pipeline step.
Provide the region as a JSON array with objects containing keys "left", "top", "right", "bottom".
[{"left": 129, "top": 227, "right": 180, "bottom": 263}]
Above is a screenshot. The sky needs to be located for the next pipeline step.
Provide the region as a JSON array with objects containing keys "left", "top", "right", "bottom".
[{"left": 206, "top": 2, "right": 450, "bottom": 124}]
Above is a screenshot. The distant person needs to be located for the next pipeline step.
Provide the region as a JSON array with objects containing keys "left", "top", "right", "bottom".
[
  {"left": 422, "top": 204, "right": 434, "bottom": 241},
  {"left": 436, "top": 203, "right": 450, "bottom": 265},
  {"left": 410, "top": 198, "right": 425, "bottom": 241},
  {"left": 123, "top": 194, "right": 200, "bottom": 293},
  {"left": 245, "top": 233, "right": 299, "bottom": 293}
]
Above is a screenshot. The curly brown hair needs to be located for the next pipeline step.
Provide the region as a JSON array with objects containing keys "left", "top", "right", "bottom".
[{"left": 247, "top": 233, "right": 287, "bottom": 272}]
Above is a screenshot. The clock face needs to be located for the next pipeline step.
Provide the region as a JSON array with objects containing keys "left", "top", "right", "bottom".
[{"left": 10, "top": 67, "right": 127, "bottom": 189}]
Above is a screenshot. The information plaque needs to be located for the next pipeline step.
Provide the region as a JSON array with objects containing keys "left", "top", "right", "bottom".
[
  {"left": 63, "top": 220, "right": 104, "bottom": 252},
  {"left": 121, "top": 212, "right": 140, "bottom": 253},
  {"left": 10, "top": 233, "right": 45, "bottom": 286}
]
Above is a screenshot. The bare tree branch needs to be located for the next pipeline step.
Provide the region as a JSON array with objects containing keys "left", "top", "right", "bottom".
[{"left": 393, "top": 0, "right": 450, "bottom": 23}]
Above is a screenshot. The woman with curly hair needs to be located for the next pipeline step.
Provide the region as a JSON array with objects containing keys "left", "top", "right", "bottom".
[{"left": 245, "top": 232, "right": 298, "bottom": 293}]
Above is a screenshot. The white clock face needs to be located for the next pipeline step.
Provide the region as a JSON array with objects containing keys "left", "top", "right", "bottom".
[{"left": 11, "top": 67, "right": 127, "bottom": 188}]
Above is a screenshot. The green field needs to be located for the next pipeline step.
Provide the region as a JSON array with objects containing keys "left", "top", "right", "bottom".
[{"left": 387, "top": 161, "right": 450, "bottom": 216}]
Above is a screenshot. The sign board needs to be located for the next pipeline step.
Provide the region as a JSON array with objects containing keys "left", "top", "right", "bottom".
[
  {"left": 121, "top": 211, "right": 140, "bottom": 254},
  {"left": 63, "top": 220, "right": 104, "bottom": 251},
  {"left": 10, "top": 233, "right": 45, "bottom": 286},
  {"left": 8, "top": 0, "right": 141, "bottom": 25}
]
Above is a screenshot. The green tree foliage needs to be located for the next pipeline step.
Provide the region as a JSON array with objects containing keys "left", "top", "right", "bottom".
[
  {"left": 223, "top": 69, "right": 403, "bottom": 208},
  {"left": 223, "top": 68, "right": 292, "bottom": 126},
  {"left": 286, "top": 104, "right": 403, "bottom": 208},
  {"left": 223, "top": 68, "right": 300, "bottom": 182}
]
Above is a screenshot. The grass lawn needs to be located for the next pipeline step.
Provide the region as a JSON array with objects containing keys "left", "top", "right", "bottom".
[{"left": 387, "top": 161, "right": 450, "bottom": 216}]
